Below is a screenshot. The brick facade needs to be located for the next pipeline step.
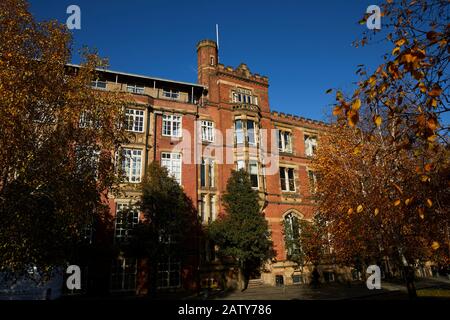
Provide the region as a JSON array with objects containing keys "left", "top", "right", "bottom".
[{"left": 94, "top": 39, "right": 328, "bottom": 294}]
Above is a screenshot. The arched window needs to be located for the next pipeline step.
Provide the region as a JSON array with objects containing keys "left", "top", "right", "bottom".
[{"left": 284, "top": 213, "right": 302, "bottom": 261}]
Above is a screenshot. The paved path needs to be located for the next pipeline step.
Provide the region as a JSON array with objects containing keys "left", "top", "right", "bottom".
[{"left": 201, "top": 277, "right": 450, "bottom": 300}]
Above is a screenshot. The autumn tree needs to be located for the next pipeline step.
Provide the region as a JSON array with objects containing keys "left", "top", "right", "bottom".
[
  {"left": 323, "top": 0, "right": 449, "bottom": 298},
  {"left": 126, "top": 162, "right": 199, "bottom": 296},
  {"left": 0, "top": 0, "right": 129, "bottom": 277},
  {"left": 312, "top": 122, "right": 449, "bottom": 297},
  {"left": 209, "top": 169, "right": 274, "bottom": 291}
]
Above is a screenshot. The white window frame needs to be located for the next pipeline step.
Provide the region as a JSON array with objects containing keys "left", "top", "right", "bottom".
[
  {"left": 114, "top": 203, "right": 139, "bottom": 241},
  {"left": 162, "top": 114, "right": 182, "bottom": 138},
  {"left": 308, "top": 170, "right": 317, "bottom": 193},
  {"left": 305, "top": 135, "right": 317, "bottom": 157},
  {"left": 157, "top": 257, "right": 181, "bottom": 289},
  {"left": 127, "top": 84, "right": 145, "bottom": 94},
  {"left": 236, "top": 160, "right": 245, "bottom": 171},
  {"left": 249, "top": 160, "right": 259, "bottom": 189},
  {"left": 201, "top": 120, "right": 214, "bottom": 142},
  {"left": 121, "top": 148, "right": 143, "bottom": 183},
  {"left": 278, "top": 130, "right": 293, "bottom": 153},
  {"left": 91, "top": 79, "right": 107, "bottom": 90},
  {"left": 161, "top": 152, "right": 182, "bottom": 184},
  {"left": 280, "top": 167, "right": 296, "bottom": 192},
  {"left": 247, "top": 120, "right": 256, "bottom": 146},
  {"left": 110, "top": 257, "right": 137, "bottom": 292},
  {"left": 210, "top": 195, "right": 216, "bottom": 222},
  {"left": 125, "top": 108, "right": 144, "bottom": 133},
  {"left": 162, "top": 89, "right": 180, "bottom": 100}
]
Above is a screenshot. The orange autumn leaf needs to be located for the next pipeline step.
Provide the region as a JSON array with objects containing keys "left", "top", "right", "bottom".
[
  {"left": 352, "top": 98, "right": 361, "bottom": 111},
  {"left": 373, "top": 115, "right": 382, "bottom": 127},
  {"left": 431, "top": 242, "right": 440, "bottom": 250}
]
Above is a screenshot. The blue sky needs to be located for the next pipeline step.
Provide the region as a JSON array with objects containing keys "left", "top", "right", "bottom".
[{"left": 28, "top": 0, "right": 391, "bottom": 122}]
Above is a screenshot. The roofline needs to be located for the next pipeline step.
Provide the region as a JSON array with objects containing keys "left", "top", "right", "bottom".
[{"left": 66, "top": 63, "right": 205, "bottom": 89}]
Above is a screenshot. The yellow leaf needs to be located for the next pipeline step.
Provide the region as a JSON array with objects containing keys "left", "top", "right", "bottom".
[
  {"left": 427, "top": 135, "right": 437, "bottom": 142},
  {"left": 420, "top": 175, "right": 429, "bottom": 182},
  {"left": 418, "top": 82, "right": 426, "bottom": 93},
  {"left": 405, "top": 197, "right": 413, "bottom": 206},
  {"left": 431, "top": 242, "right": 440, "bottom": 250},
  {"left": 418, "top": 208, "right": 425, "bottom": 219},
  {"left": 348, "top": 110, "right": 359, "bottom": 127},
  {"left": 374, "top": 115, "right": 382, "bottom": 127},
  {"left": 333, "top": 105, "right": 343, "bottom": 116},
  {"left": 427, "top": 118, "right": 438, "bottom": 130},
  {"left": 426, "top": 198, "right": 433, "bottom": 208},
  {"left": 352, "top": 99, "right": 361, "bottom": 111},
  {"left": 357, "top": 205, "right": 363, "bottom": 213},
  {"left": 347, "top": 208, "right": 353, "bottom": 215},
  {"left": 374, "top": 208, "right": 379, "bottom": 216},
  {"left": 394, "top": 199, "right": 401, "bottom": 206},
  {"left": 369, "top": 76, "right": 377, "bottom": 87},
  {"left": 392, "top": 47, "right": 401, "bottom": 55},
  {"left": 395, "top": 38, "right": 406, "bottom": 47},
  {"left": 431, "top": 98, "right": 438, "bottom": 108},
  {"left": 428, "top": 86, "right": 442, "bottom": 97},
  {"left": 353, "top": 147, "right": 361, "bottom": 155}
]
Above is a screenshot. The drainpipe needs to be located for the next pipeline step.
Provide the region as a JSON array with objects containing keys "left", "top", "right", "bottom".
[{"left": 144, "top": 104, "right": 151, "bottom": 176}]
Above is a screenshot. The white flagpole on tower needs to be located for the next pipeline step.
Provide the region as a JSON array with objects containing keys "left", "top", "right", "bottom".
[{"left": 216, "top": 24, "right": 220, "bottom": 63}]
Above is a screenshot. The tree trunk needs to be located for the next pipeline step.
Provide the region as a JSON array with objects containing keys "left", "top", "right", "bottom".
[
  {"left": 404, "top": 266, "right": 417, "bottom": 299},
  {"left": 399, "top": 250, "right": 417, "bottom": 299}
]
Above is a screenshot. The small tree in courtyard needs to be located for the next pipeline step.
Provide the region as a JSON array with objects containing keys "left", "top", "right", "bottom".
[{"left": 209, "top": 169, "right": 274, "bottom": 291}]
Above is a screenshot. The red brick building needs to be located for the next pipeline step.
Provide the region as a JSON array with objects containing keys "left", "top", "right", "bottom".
[{"left": 90, "top": 39, "right": 328, "bottom": 294}]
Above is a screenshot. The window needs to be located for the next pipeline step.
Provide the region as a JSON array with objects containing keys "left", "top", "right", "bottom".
[
  {"left": 125, "top": 108, "right": 144, "bottom": 132},
  {"left": 236, "top": 160, "right": 245, "bottom": 171},
  {"left": 199, "top": 194, "right": 217, "bottom": 224},
  {"left": 280, "top": 167, "right": 295, "bottom": 192},
  {"left": 201, "top": 120, "right": 214, "bottom": 142},
  {"left": 127, "top": 84, "right": 145, "bottom": 94},
  {"left": 75, "top": 145, "right": 100, "bottom": 178},
  {"left": 199, "top": 194, "right": 207, "bottom": 222},
  {"left": 157, "top": 258, "right": 181, "bottom": 289},
  {"left": 161, "top": 152, "right": 182, "bottom": 184},
  {"left": 121, "top": 148, "right": 142, "bottom": 183},
  {"left": 79, "top": 111, "right": 100, "bottom": 129},
  {"left": 114, "top": 203, "right": 139, "bottom": 241},
  {"left": 210, "top": 195, "right": 216, "bottom": 222},
  {"left": 162, "top": 89, "right": 179, "bottom": 100},
  {"left": 249, "top": 161, "right": 259, "bottom": 188},
  {"left": 232, "top": 88, "right": 257, "bottom": 105},
  {"left": 111, "top": 258, "right": 137, "bottom": 292},
  {"left": 234, "top": 119, "right": 257, "bottom": 145},
  {"left": 162, "top": 114, "right": 182, "bottom": 137},
  {"left": 201, "top": 158, "right": 215, "bottom": 188},
  {"left": 235, "top": 120, "right": 244, "bottom": 144},
  {"left": 278, "top": 130, "right": 292, "bottom": 153},
  {"left": 210, "top": 56, "right": 215, "bottom": 66},
  {"left": 308, "top": 170, "right": 317, "bottom": 193},
  {"left": 284, "top": 213, "right": 301, "bottom": 260},
  {"left": 247, "top": 120, "right": 256, "bottom": 145},
  {"left": 304, "top": 135, "right": 317, "bottom": 156},
  {"left": 91, "top": 80, "right": 107, "bottom": 90}
]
